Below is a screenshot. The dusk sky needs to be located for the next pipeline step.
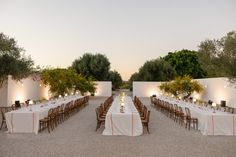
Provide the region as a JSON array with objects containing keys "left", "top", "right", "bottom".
[{"left": 1, "top": 0, "right": 236, "bottom": 80}]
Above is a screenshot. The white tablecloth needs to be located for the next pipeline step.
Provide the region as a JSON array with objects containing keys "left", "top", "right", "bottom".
[
  {"left": 158, "top": 96, "right": 236, "bottom": 136},
  {"left": 103, "top": 96, "right": 143, "bottom": 136},
  {"left": 5, "top": 95, "right": 84, "bottom": 134}
]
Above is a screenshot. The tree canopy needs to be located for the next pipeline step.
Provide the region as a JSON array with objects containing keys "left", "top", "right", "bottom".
[
  {"left": 72, "top": 53, "right": 123, "bottom": 89},
  {"left": 0, "top": 33, "right": 34, "bottom": 86},
  {"left": 41, "top": 68, "right": 96, "bottom": 97},
  {"left": 108, "top": 70, "right": 123, "bottom": 90},
  {"left": 159, "top": 75, "right": 203, "bottom": 99},
  {"left": 129, "top": 58, "right": 176, "bottom": 82},
  {"left": 164, "top": 49, "right": 206, "bottom": 78},
  {"left": 198, "top": 31, "right": 236, "bottom": 82},
  {"left": 72, "top": 53, "right": 110, "bottom": 81}
]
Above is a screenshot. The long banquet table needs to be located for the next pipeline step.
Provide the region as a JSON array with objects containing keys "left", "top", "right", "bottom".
[
  {"left": 5, "top": 95, "right": 83, "bottom": 134},
  {"left": 103, "top": 96, "right": 143, "bottom": 136},
  {"left": 158, "top": 96, "right": 236, "bottom": 136}
]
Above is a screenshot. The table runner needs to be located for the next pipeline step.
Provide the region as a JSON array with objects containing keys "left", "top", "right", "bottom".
[{"left": 103, "top": 96, "right": 143, "bottom": 136}]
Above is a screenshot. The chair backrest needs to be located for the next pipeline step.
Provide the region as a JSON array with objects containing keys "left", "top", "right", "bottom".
[
  {"left": 185, "top": 107, "right": 191, "bottom": 118},
  {"left": 95, "top": 108, "right": 100, "bottom": 120},
  {"left": 227, "top": 107, "right": 234, "bottom": 114},
  {"left": 48, "top": 108, "right": 53, "bottom": 116},
  {"left": 56, "top": 106, "right": 60, "bottom": 114},
  {"left": 0, "top": 107, "right": 13, "bottom": 120},
  {"left": 178, "top": 106, "right": 184, "bottom": 115},
  {"left": 51, "top": 108, "right": 57, "bottom": 116},
  {"left": 0, "top": 107, "right": 5, "bottom": 120},
  {"left": 60, "top": 103, "right": 65, "bottom": 111},
  {"left": 174, "top": 104, "right": 178, "bottom": 111},
  {"left": 141, "top": 106, "right": 147, "bottom": 117}
]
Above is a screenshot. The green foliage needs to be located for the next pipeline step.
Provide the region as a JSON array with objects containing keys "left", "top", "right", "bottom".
[
  {"left": 72, "top": 53, "right": 110, "bottom": 81},
  {"left": 198, "top": 31, "right": 236, "bottom": 81},
  {"left": 130, "top": 58, "right": 176, "bottom": 81},
  {"left": 164, "top": 49, "right": 206, "bottom": 78},
  {"left": 0, "top": 33, "right": 34, "bottom": 86},
  {"left": 223, "top": 31, "right": 236, "bottom": 82},
  {"left": 127, "top": 72, "right": 140, "bottom": 90},
  {"left": 160, "top": 75, "right": 203, "bottom": 99},
  {"left": 120, "top": 81, "right": 130, "bottom": 89},
  {"left": 108, "top": 70, "right": 123, "bottom": 90},
  {"left": 41, "top": 68, "right": 96, "bottom": 97},
  {"left": 128, "top": 58, "right": 176, "bottom": 90}
]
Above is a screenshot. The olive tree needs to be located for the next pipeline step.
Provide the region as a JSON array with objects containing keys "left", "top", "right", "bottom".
[
  {"left": 72, "top": 53, "right": 110, "bottom": 81},
  {"left": 41, "top": 68, "right": 96, "bottom": 97},
  {"left": 0, "top": 33, "right": 34, "bottom": 86},
  {"left": 160, "top": 75, "right": 203, "bottom": 99},
  {"left": 135, "top": 58, "right": 176, "bottom": 81},
  {"left": 108, "top": 70, "right": 123, "bottom": 90},
  {"left": 198, "top": 31, "right": 236, "bottom": 82}
]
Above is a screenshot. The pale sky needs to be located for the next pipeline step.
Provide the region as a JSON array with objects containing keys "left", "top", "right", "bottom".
[{"left": 0, "top": 0, "right": 236, "bottom": 80}]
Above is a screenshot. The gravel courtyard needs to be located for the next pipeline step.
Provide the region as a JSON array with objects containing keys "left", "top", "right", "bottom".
[{"left": 0, "top": 96, "right": 235, "bottom": 157}]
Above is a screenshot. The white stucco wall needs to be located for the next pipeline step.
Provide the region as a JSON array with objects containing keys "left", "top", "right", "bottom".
[
  {"left": 0, "top": 76, "right": 111, "bottom": 106},
  {"left": 196, "top": 78, "right": 236, "bottom": 108},
  {"left": 1, "top": 75, "right": 49, "bottom": 106},
  {"left": 7, "top": 76, "right": 49, "bottom": 106},
  {"left": 133, "top": 78, "right": 236, "bottom": 108},
  {"left": 133, "top": 82, "right": 162, "bottom": 98},
  {"left": 94, "top": 81, "right": 112, "bottom": 97}
]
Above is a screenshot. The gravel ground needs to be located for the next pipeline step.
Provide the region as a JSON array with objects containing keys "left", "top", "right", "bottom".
[{"left": 0, "top": 96, "right": 235, "bottom": 157}]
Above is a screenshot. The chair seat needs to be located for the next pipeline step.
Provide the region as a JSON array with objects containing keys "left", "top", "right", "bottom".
[{"left": 98, "top": 118, "right": 105, "bottom": 121}]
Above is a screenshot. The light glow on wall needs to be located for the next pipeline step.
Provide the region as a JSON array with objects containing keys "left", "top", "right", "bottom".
[
  {"left": 149, "top": 89, "right": 158, "bottom": 97},
  {"left": 193, "top": 93, "right": 200, "bottom": 100},
  {"left": 15, "top": 94, "right": 24, "bottom": 103},
  {"left": 94, "top": 89, "right": 100, "bottom": 96}
]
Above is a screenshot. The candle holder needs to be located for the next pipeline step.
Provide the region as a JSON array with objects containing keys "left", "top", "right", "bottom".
[
  {"left": 120, "top": 102, "right": 125, "bottom": 113},
  {"left": 212, "top": 102, "right": 216, "bottom": 113},
  {"left": 29, "top": 100, "right": 34, "bottom": 111},
  {"left": 120, "top": 106, "right": 125, "bottom": 113}
]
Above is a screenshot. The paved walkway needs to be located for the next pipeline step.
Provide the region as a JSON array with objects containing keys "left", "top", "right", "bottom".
[{"left": 0, "top": 97, "right": 235, "bottom": 157}]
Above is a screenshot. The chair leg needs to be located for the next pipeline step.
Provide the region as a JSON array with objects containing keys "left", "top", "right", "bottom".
[
  {"left": 47, "top": 122, "right": 51, "bottom": 133},
  {"left": 146, "top": 124, "right": 150, "bottom": 134},
  {"left": 95, "top": 121, "right": 100, "bottom": 131},
  {"left": 50, "top": 120, "right": 54, "bottom": 131},
  {"left": 0, "top": 121, "right": 4, "bottom": 130},
  {"left": 39, "top": 123, "right": 42, "bottom": 132}
]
